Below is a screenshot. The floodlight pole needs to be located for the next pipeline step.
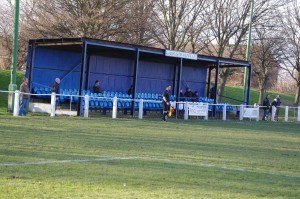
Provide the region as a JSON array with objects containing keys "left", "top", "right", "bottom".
[
  {"left": 243, "top": 0, "right": 254, "bottom": 105},
  {"left": 8, "top": 0, "right": 20, "bottom": 112}
]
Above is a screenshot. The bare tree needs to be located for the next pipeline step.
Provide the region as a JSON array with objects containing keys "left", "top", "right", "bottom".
[
  {"left": 0, "top": 0, "right": 30, "bottom": 70},
  {"left": 23, "top": 0, "right": 128, "bottom": 39},
  {"left": 250, "top": 25, "right": 282, "bottom": 104},
  {"left": 114, "top": 0, "right": 155, "bottom": 46},
  {"left": 278, "top": 1, "right": 300, "bottom": 105},
  {"left": 196, "top": 0, "right": 285, "bottom": 102},
  {"left": 150, "top": 0, "right": 207, "bottom": 50}
]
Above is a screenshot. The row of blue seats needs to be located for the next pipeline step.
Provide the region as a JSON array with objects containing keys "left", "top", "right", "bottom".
[
  {"left": 83, "top": 100, "right": 163, "bottom": 109},
  {"left": 33, "top": 87, "right": 217, "bottom": 105},
  {"left": 33, "top": 86, "right": 170, "bottom": 101}
]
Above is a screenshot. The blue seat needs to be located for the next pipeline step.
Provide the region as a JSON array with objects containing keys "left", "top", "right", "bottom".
[
  {"left": 117, "top": 101, "right": 122, "bottom": 108},
  {"left": 103, "top": 101, "right": 108, "bottom": 108},
  {"left": 125, "top": 102, "right": 130, "bottom": 108},
  {"left": 134, "top": 102, "right": 139, "bottom": 108},
  {"left": 90, "top": 100, "right": 95, "bottom": 107}
]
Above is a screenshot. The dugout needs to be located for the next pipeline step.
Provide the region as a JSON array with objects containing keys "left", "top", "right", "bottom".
[{"left": 25, "top": 37, "right": 251, "bottom": 116}]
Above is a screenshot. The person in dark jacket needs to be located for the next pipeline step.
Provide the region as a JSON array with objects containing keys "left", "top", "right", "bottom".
[
  {"left": 184, "top": 87, "right": 193, "bottom": 98},
  {"left": 192, "top": 91, "right": 199, "bottom": 102},
  {"left": 19, "top": 77, "right": 30, "bottom": 116},
  {"left": 51, "top": 77, "right": 60, "bottom": 106},
  {"left": 127, "top": 85, "right": 134, "bottom": 95},
  {"left": 275, "top": 95, "right": 281, "bottom": 121},
  {"left": 262, "top": 94, "right": 270, "bottom": 121},
  {"left": 93, "top": 80, "right": 103, "bottom": 94},
  {"left": 162, "top": 85, "right": 171, "bottom": 121}
]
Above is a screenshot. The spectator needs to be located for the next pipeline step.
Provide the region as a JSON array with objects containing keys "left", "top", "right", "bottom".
[
  {"left": 127, "top": 85, "right": 134, "bottom": 95},
  {"left": 162, "top": 85, "right": 171, "bottom": 121},
  {"left": 51, "top": 77, "right": 60, "bottom": 107},
  {"left": 275, "top": 95, "right": 281, "bottom": 121},
  {"left": 179, "top": 89, "right": 185, "bottom": 101},
  {"left": 192, "top": 91, "right": 199, "bottom": 102},
  {"left": 262, "top": 94, "right": 270, "bottom": 121},
  {"left": 210, "top": 85, "right": 216, "bottom": 99},
  {"left": 51, "top": 77, "right": 60, "bottom": 94},
  {"left": 184, "top": 87, "right": 193, "bottom": 98},
  {"left": 93, "top": 80, "right": 103, "bottom": 94},
  {"left": 19, "top": 77, "right": 30, "bottom": 116},
  {"left": 269, "top": 98, "right": 277, "bottom": 120}
]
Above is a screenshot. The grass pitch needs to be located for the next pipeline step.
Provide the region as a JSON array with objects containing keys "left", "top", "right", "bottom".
[{"left": 0, "top": 116, "right": 299, "bottom": 198}]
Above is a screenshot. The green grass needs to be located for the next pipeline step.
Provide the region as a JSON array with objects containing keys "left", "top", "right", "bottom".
[
  {"left": 0, "top": 70, "right": 24, "bottom": 113},
  {"left": 223, "top": 86, "right": 295, "bottom": 105},
  {"left": 0, "top": 116, "right": 299, "bottom": 198}
]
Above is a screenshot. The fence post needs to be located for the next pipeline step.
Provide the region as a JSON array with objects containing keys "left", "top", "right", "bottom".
[
  {"left": 84, "top": 95, "right": 89, "bottom": 117},
  {"left": 271, "top": 106, "right": 276, "bottom": 122},
  {"left": 256, "top": 106, "right": 259, "bottom": 122},
  {"left": 204, "top": 103, "right": 208, "bottom": 120},
  {"left": 285, "top": 106, "right": 289, "bottom": 122},
  {"left": 298, "top": 106, "right": 300, "bottom": 122},
  {"left": 184, "top": 102, "right": 188, "bottom": 120},
  {"left": 222, "top": 104, "right": 226, "bottom": 121},
  {"left": 239, "top": 105, "right": 243, "bottom": 121},
  {"left": 112, "top": 97, "right": 117, "bottom": 119},
  {"left": 138, "top": 99, "right": 143, "bottom": 119},
  {"left": 13, "top": 90, "right": 20, "bottom": 116},
  {"left": 50, "top": 92, "right": 56, "bottom": 117}
]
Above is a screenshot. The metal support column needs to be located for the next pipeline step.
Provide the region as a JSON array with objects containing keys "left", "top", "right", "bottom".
[
  {"left": 207, "top": 67, "right": 212, "bottom": 97},
  {"left": 213, "top": 61, "right": 220, "bottom": 117},
  {"left": 77, "top": 41, "right": 88, "bottom": 116},
  {"left": 131, "top": 48, "right": 140, "bottom": 117},
  {"left": 246, "top": 64, "right": 252, "bottom": 105},
  {"left": 28, "top": 42, "right": 36, "bottom": 92},
  {"left": 243, "top": 0, "right": 254, "bottom": 103},
  {"left": 176, "top": 58, "right": 183, "bottom": 102},
  {"left": 8, "top": 0, "right": 20, "bottom": 112}
]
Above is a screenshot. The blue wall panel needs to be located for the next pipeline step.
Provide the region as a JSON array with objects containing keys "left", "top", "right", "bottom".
[
  {"left": 88, "top": 55, "right": 133, "bottom": 92},
  {"left": 137, "top": 61, "right": 174, "bottom": 93},
  {"left": 181, "top": 66, "right": 207, "bottom": 97},
  {"left": 31, "top": 47, "right": 81, "bottom": 89},
  {"left": 29, "top": 47, "right": 207, "bottom": 97}
]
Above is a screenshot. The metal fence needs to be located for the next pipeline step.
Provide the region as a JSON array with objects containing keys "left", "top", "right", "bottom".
[{"left": 1, "top": 90, "right": 300, "bottom": 123}]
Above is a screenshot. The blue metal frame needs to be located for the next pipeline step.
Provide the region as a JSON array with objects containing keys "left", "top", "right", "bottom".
[
  {"left": 176, "top": 58, "right": 183, "bottom": 102},
  {"left": 28, "top": 41, "right": 36, "bottom": 91},
  {"left": 77, "top": 41, "right": 88, "bottom": 116},
  {"left": 131, "top": 48, "right": 140, "bottom": 117}
]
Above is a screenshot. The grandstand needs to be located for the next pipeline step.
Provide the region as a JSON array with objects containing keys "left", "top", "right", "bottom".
[{"left": 25, "top": 38, "right": 251, "bottom": 117}]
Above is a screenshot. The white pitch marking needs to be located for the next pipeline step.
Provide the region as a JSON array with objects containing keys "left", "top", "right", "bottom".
[{"left": 0, "top": 156, "right": 142, "bottom": 167}]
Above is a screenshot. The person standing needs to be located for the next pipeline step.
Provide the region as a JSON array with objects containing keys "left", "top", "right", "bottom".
[
  {"left": 19, "top": 77, "right": 30, "bottom": 116},
  {"left": 270, "top": 98, "right": 277, "bottom": 121},
  {"left": 262, "top": 94, "right": 270, "bottom": 121},
  {"left": 51, "top": 78, "right": 60, "bottom": 106},
  {"left": 162, "top": 85, "right": 171, "bottom": 121},
  {"left": 275, "top": 95, "right": 281, "bottom": 121}
]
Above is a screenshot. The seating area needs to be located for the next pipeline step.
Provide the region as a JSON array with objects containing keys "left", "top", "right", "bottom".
[{"left": 32, "top": 86, "right": 233, "bottom": 112}]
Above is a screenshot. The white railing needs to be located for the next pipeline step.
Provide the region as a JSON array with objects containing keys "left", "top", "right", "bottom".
[{"left": 1, "top": 90, "right": 300, "bottom": 122}]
